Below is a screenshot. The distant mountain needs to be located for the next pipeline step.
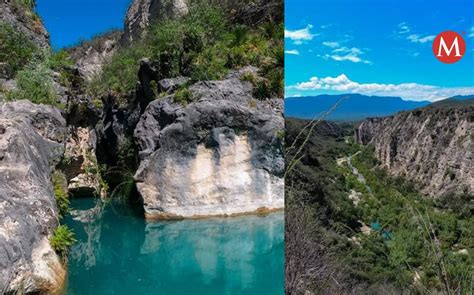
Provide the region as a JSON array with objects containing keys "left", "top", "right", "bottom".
[
  {"left": 429, "top": 95, "right": 474, "bottom": 108},
  {"left": 430, "top": 98, "right": 474, "bottom": 108},
  {"left": 446, "top": 95, "right": 474, "bottom": 101},
  {"left": 285, "top": 94, "right": 431, "bottom": 121}
]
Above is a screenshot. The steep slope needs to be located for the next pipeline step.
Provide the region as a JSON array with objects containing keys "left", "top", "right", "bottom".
[
  {"left": 285, "top": 94, "right": 430, "bottom": 120},
  {"left": 0, "top": 0, "right": 49, "bottom": 49},
  {"left": 122, "top": 0, "right": 188, "bottom": 42},
  {"left": 121, "top": 0, "right": 283, "bottom": 43},
  {"left": 356, "top": 102, "right": 473, "bottom": 197},
  {"left": 0, "top": 101, "right": 66, "bottom": 293}
]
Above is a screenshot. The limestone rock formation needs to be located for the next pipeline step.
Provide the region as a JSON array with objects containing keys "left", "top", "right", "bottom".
[
  {"left": 134, "top": 67, "right": 284, "bottom": 218},
  {"left": 0, "top": 100, "right": 66, "bottom": 293},
  {"left": 121, "top": 0, "right": 283, "bottom": 44},
  {"left": 356, "top": 103, "right": 474, "bottom": 197},
  {"left": 122, "top": 0, "right": 189, "bottom": 43},
  {"left": 0, "top": 0, "right": 49, "bottom": 49},
  {"left": 67, "top": 31, "right": 121, "bottom": 81}
]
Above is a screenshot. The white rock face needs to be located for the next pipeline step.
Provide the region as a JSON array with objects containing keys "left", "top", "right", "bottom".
[
  {"left": 356, "top": 105, "right": 473, "bottom": 197},
  {"left": 0, "top": 100, "right": 66, "bottom": 293},
  {"left": 134, "top": 69, "right": 284, "bottom": 219},
  {"left": 137, "top": 134, "right": 283, "bottom": 218}
]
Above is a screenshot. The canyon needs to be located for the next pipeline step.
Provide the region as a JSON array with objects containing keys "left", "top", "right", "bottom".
[{"left": 0, "top": 0, "right": 283, "bottom": 292}]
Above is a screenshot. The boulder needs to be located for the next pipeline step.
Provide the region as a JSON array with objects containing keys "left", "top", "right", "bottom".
[{"left": 134, "top": 68, "right": 284, "bottom": 218}]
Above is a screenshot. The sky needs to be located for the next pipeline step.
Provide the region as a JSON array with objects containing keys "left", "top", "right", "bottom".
[
  {"left": 36, "top": 0, "right": 131, "bottom": 50},
  {"left": 285, "top": 0, "right": 474, "bottom": 101}
]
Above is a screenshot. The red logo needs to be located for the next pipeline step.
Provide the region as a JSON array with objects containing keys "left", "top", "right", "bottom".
[{"left": 432, "top": 31, "right": 466, "bottom": 64}]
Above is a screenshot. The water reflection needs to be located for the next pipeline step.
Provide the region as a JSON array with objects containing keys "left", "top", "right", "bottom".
[{"left": 65, "top": 198, "right": 284, "bottom": 295}]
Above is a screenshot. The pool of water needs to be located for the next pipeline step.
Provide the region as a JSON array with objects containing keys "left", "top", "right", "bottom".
[{"left": 64, "top": 198, "right": 284, "bottom": 294}]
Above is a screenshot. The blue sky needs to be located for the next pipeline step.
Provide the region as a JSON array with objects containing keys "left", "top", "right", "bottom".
[
  {"left": 36, "top": 0, "right": 131, "bottom": 49},
  {"left": 285, "top": 0, "right": 474, "bottom": 101}
]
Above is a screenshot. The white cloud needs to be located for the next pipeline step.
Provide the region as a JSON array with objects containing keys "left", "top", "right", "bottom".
[
  {"left": 322, "top": 41, "right": 339, "bottom": 48},
  {"left": 469, "top": 26, "right": 474, "bottom": 38},
  {"left": 285, "top": 25, "right": 316, "bottom": 45},
  {"left": 407, "top": 34, "right": 436, "bottom": 43},
  {"left": 395, "top": 22, "right": 436, "bottom": 44},
  {"left": 397, "top": 22, "right": 411, "bottom": 34},
  {"left": 324, "top": 47, "right": 371, "bottom": 64},
  {"left": 285, "top": 50, "right": 300, "bottom": 55},
  {"left": 287, "top": 74, "right": 474, "bottom": 102}
]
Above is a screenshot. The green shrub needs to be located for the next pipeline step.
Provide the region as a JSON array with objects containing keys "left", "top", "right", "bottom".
[
  {"left": 253, "top": 80, "right": 271, "bottom": 100},
  {"left": 174, "top": 87, "right": 193, "bottom": 106},
  {"left": 240, "top": 71, "right": 257, "bottom": 85},
  {"left": 87, "top": 2, "right": 283, "bottom": 101},
  {"left": 13, "top": 0, "right": 35, "bottom": 10},
  {"left": 0, "top": 24, "right": 39, "bottom": 78},
  {"left": 6, "top": 61, "right": 59, "bottom": 107},
  {"left": 52, "top": 171, "right": 69, "bottom": 218},
  {"left": 47, "top": 50, "right": 74, "bottom": 72},
  {"left": 88, "top": 44, "right": 149, "bottom": 95},
  {"left": 49, "top": 225, "right": 76, "bottom": 257}
]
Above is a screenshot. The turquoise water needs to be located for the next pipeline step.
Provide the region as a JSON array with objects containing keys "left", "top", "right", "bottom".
[{"left": 65, "top": 198, "right": 284, "bottom": 294}]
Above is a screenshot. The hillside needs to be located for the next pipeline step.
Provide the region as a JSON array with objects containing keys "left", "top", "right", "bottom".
[
  {"left": 356, "top": 101, "right": 473, "bottom": 198},
  {"left": 285, "top": 94, "right": 430, "bottom": 121}
]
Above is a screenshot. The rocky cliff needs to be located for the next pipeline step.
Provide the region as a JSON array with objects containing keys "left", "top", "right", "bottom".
[
  {"left": 0, "top": 0, "right": 49, "bottom": 49},
  {"left": 0, "top": 100, "right": 66, "bottom": 293},
  {"left": 134, "top": 67, "right": 284, "bottom": 218},
  {"left": 121, "top": 0, "right": 283, "bottom": 43},
  {"left": 66, "top": 31, "right": 121, "bottom": 81},
  {"left": 122, "top": 0, "right": 188, "bottom": 42},
  {"left": 356, "top": 102, "right": 474, "bottom": 198}
]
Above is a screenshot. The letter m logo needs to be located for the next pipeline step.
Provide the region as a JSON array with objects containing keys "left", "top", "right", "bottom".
[
  {"left": 437, "top": 36, "right": 461, "bottom": 57},
  {"left": 433, "top": 31, "right": 466, "bottom": 64}
]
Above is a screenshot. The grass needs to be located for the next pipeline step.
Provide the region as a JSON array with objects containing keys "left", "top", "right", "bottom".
[
  {"left": 52, "top": 171, "right": 69, "bottom": 218},
  {"left": 49, "top": 225, "right": 76, "bottom": 257},
  {"left": 12, "top": 0, "right": 35, "bottom": 10},
  {"left": 173, "top": 87, "right": 193, "bottom": 106},
  {"left": 5, "top": 60, "right": 60, "bottom": 106},
  {"left": 348, "top": 146, "right": 473, "bottom": 293},
  {"left": 0, "top": 23, "right": 39, "bottom": 78},
  {"left": 1, "top": 23, "right": 77, "bottom": 107}
]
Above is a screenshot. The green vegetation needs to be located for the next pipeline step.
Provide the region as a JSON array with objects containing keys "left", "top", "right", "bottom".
[
  {"left": 348, "top": 147, "right": 473, "bottom": 293},
  {"left": 1, "top": 23, "right": 75, "bottom": 107},
  {"left": 173, "top": 87, "right": 193, "bottom": 106},
  {"left": 88, "top": 2, "right": 283, "bottom": 101},
  {"left": 12, "top": 0, "right": 35, "bottom": 10},
  {"left": 6, "top": 61, "right": 59, "bottom": 106},
  {"left": 285, "top": 118, "right": 473, "bottom": 294},
  {"left": 49, "top": 225, "right": 76, "bottom": 257},
  {"left": 52, "top": 171, "right": 69, "bottom": 218},
  {"left": 0, "top": 23, "right": 39, "bottom": 78},
  {"left": 83, "top": 150, "right": 109, "bottom": 196}
]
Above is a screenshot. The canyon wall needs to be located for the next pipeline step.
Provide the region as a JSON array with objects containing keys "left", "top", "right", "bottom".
[
  {"left": 0, "top": 101, "right": 66, "bottom": 293},
  {"left": 356, "top": 102, "right": 474, "bottom": 197}
]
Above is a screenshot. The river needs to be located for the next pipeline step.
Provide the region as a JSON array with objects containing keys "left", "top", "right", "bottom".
[{"left": 64, "top": 198, "right": 284, "bottom": 294}]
